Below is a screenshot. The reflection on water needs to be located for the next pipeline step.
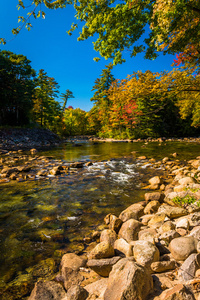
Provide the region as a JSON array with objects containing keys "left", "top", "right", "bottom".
[{"left": 0, "top": 141, "right": 200, "bottom": 299}]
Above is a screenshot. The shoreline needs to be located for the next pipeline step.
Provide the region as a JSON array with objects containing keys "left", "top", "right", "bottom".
[{"left": 0, "top": 127, "right": 200, "bottom": 152}]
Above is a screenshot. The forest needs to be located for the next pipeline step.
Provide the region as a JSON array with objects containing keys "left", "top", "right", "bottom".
[{"left": 1, "top": 0, "right": 200, "bottom": 139}]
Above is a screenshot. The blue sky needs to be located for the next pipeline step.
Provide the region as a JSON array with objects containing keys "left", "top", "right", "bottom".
[{"left": 0, "top": 1, "right": 176, "bottom": 111}]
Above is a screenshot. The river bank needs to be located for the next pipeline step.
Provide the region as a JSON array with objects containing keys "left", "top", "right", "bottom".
[
  {"left": 0, "top": 128, "right": 62, "bottom": 151},
  {"left": 1, "top": 127, "right": 200, "bottom": 152},
  {"left": 25, "top": 154, "right": 200, "bottom": 300}
]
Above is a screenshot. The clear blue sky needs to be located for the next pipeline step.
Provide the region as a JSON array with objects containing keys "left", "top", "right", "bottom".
[{"left": 0, "top": 1, "right": 176, "bottom": 111}]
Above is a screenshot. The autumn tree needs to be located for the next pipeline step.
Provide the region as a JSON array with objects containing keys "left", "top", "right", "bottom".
[
  {"left": 2, "top": 1, "right": 200, "bottom": 65},
  {"left": 63, "top": 107, "right": 88, "bottom": 136},
  {"left": 93, "top": 67, "right": 200, "bottom": 139},
  {"left": 0, "top": 50, "right": 36, "bottom": 126}
]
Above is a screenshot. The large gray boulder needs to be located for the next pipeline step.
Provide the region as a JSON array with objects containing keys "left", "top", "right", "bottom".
[{"left": 104, "top": 258, "right": 153, "bottom": 300}]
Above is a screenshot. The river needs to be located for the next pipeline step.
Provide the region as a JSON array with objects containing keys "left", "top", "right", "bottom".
[{"left": 0, "top": 140, "right": 200, "bottom": 299}]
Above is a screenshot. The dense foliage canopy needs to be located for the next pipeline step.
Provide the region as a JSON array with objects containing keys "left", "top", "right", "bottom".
[{"left": 2, "top": 0, "right": 200, "bottom": 65}]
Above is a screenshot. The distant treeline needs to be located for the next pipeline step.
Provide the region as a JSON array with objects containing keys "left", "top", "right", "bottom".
[{"left": 1, "top": 50, "right": 200, "bottom": 138}]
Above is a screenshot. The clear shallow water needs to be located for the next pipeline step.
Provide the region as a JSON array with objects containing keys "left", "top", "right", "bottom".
[{"left": 0, "top": 140, "right": 200, "bottom": 299}]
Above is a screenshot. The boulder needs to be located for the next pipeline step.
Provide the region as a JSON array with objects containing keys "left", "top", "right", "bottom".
[
  {"left": 87, "top": 256, "right": 121, "bottom": 277},
  {"left": 70, "top": 162, "right": 84, "bottom": 168},
  {"left": 85, "top": 278, "right": 108, "bottom": 300},
  {"left": 148, "top": 213, "right": 166, "bottom": 227},
  {"left": 104, "top": 258, "right": 153, "bottom": 300},
  {"left": 144, "top": 192, "right": 164, "bottom": 202},
  {"left": 133, "top": 240, "right": 160, "bottom": 268},
  {"left": 157, "top": 284, "right": 195, "bottom": 300},
  {"left": 64, "top": 285, "right": 88, "bottom": 300},
  {"left": 144, "top": 200, "right": 160, "bottom": 214},
  {"left": 189, "top": 226, "right": 200, "bottom": 240},
  {"left": 108, "top": 215, "right": 123, "bottom": 233},
  {"left": 158, "top": 205, "right": 187, "bottom": 219},
  {"left": 60, "top": 253, "right": 87, "bottom": 273},
  {"left": 176, "top": 228, "right": 188, "bottom": 236},
  {"left": 151, "top": 260, "right": 176, "bottom": 273},
  {"left": 140, "top": 214, "right": 154, "bottom": 225},
  {"left": 119, "top": 203, "right": 144, "bottom": 222},
  {"left": 28, "top": 280, "right": 66, "bottom": 300},
  {"left": 189, "top": 212, "right": 200, "bottom": 227},
  {"left": 178, "top": 253, "right": 200, "bottom": 282},
  {"left": 49, "top": 166, "right": 61, "bottom": 175},
  {"left": 176, "top": 218, "right": 190, "bottom": 230},
  {"left": 178, "top": 177, "right": 195, "bottom": 186},
  {"left": 88, "top": 242, "right": 115, "bottom": 260},
  {"left": 159, "top": 230, "right": 180, "bottom": 244},
  {"left": 118, "top": 219, "right": 141, "bottom": 242},
  {"left": 138, "top": 228, "right": 157, "bottom": 244},
  {"left": 169, "top": 236, "right": 197, "bottom": 261},
  {"left": 174, "top": 185, "right": 186, "bottom": 192},
  {"left": 114, "top": 238, "right": 133, "bottom": 257},
  {"left": 62, "top": 268, "right": 84, "bottom": 290},
  {"left": 190, "top": 160, "right": 200, "bottom": 169},
  {"left": 159, "top": 221, "right": 176, "bottom": 234},
  {"left": 149, "top": 176, "right": 162, "bottom": 186},
  {"left": 100, "top": 229, "right": 117, "bottom": 247}
]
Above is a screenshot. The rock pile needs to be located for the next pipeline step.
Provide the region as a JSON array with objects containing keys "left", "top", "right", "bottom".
[
  {"left": 0, "top": 128, "right": 62, "bottom": 150},
  {"left": 28, "top": 156, "right": 200, "bottom": 299}
]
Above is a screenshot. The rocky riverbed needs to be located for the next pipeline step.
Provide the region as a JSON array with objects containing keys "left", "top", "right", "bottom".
[
  {"left": 2, "top": 131, "right": 200, "bottom": 299},
  {"left": 21, "top": 154, "right": 200, "bottom": 300}
]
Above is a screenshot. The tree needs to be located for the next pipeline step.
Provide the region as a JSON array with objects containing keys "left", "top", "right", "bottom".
[
  {"left": 90, "top": 67, "right": 200, "bottom": 139},
  {"left": 33, "top": 69, "right": 62, "bottom": 132},
  {"left": 60, "top": 89, "right": 74, "bottom": 112},
  {"left": 63, "top": 107, "right": 88, "bottom": 135},
  {"left": 0, "top": 50, "right": 36, "bottom": 125},
  {"left": 90, "top": 63, "right": 115, "bottom": 132},
  {"left": 2, "top": 1, "right": 200, "bottom": 65}
]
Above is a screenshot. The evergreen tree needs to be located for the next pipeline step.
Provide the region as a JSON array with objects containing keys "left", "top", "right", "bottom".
[
  {"left": 33, "top": 69, "right": 62, "bottom": 131},
  {"left": 60, "top": 89, "right": 74, "bottom": 113},
  {"left": 91, "top": 63, "right": 115, "bottom": 132},
  {"left": 0, "top": 50, "right": 36, "bottom": 125}
]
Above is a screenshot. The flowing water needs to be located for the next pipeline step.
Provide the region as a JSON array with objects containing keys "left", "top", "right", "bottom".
[{"left": 0, "top": 140, "right": 200, "bottom": 299}]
